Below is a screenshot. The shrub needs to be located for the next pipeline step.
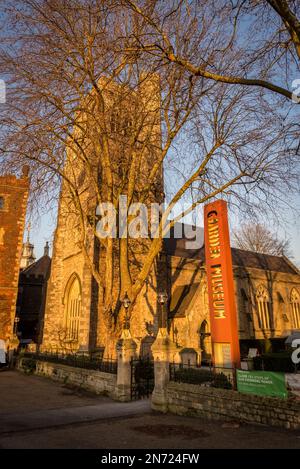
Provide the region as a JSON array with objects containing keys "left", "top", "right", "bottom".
[
  {"left": 173, "top": 367, "right": 232, "bottom": 389},
  {"left": 174, "top": 368, "right": 213, "bottom": 385},
  {"left": 211, "top": 372, "right": 232, "bottom": 389}
]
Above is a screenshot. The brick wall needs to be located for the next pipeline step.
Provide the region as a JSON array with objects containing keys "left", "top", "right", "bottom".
[
  {"left": 165, "top": 381, "right": 300, "bottom": 430},
  {"left": 0, "top": 171, "right": 29, "bottom": 342}
]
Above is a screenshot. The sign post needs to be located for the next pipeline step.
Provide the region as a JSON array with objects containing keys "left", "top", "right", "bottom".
[{"left": 204, "top": 199, "right": 240, "bottom": 369}]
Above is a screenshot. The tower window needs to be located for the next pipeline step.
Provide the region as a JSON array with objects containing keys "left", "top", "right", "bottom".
[{"left": 0, "top": 196, "right": 4, "bottom": 210}]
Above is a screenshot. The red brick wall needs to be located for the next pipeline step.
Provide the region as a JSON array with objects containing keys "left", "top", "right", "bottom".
[{"left": 0, "top": 172, "right": 29, "bottom": 342}]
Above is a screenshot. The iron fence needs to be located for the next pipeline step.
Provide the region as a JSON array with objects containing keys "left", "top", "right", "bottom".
[
  {"left": 22, "top": 351, "right": 117, "bottom": 374},
  {"left": 131, "top": 358, "right": 154, "bottom": 400},
  {"left": 169, "top": 362, "right": 236, "bottom": 389}
]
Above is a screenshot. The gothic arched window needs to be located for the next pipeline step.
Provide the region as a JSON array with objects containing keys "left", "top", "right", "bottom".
[
  {"left": 64, "top": 274, "right": 82, "bottom": 340},
  {"left": 291, "top": 288, "right": 300, "bottom": 329},
  {"left": 199, "top": 319, "right": 211, "bottom": 363},
  {"left": 256, "top": 285, "right": 271, "bottom": 330}
]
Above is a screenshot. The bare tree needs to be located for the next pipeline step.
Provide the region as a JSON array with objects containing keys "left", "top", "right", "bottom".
[
  {"left": 265, "top": 0, "right": 300, "bottom": 62},
  {"left": 0, "top": 1, "right": 298, "bottom": 351},
  {"left": 233, "top": 223, "right": 292, "bottom": 257},
  {"left": 124, "top": 0, "right": 300, "bottom": 101}
]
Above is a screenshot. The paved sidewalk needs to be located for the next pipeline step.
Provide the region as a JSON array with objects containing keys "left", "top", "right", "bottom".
[
  {"left": 1, "top": 400, "right": 150, "bottom": 434},
  {"left": 0, "top": 371, "right": 150, "bottom": 433},
  {"left": 1, "top": 371, "right": 300, "bottom": 449},
  {"left": 0, "top": 370, "right": 109, "bottom": 413}
]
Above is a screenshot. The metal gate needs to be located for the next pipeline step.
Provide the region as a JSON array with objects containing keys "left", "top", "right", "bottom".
[{"left": 130, "top": 358, "right": 154, "bottom": 400}]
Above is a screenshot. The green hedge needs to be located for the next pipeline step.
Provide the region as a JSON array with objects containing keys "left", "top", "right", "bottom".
[{"left": 173, "top": 367, "right": 232, "bottom": 389}]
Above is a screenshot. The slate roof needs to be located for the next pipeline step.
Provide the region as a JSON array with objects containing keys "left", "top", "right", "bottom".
[
  {"left": 163, "top": 239, "right": 299, "bottom": 275},
  {"left": 20, "top": 255, "right": 51, "bottom": 279},
  {"left": 231, "top": 248, "right": 299, "bottom": 275}
]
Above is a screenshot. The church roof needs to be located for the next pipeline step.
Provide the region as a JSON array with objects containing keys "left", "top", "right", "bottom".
[
  {"left": 231, "top": 248, "right": 299, "bottom": 275},
  {"left": 20, "top": 255, "right": 51, "bottom": 278},
  {"left": 163, "top": 239, "right": 299, "bottom": 275}
]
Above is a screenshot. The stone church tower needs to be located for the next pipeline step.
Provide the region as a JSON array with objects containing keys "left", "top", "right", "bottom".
[{"left": 42, "top": 74, "right": 165, "bottom": 356}]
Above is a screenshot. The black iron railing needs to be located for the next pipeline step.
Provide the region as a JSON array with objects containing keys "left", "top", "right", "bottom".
[
  {"left": 131, "top": 358, "right": 154, "bottom": 400},
  {"left": 169, "top": 362, "right": 235, "bottom": 389},
  {"left": 22, "top": 351, "right": 117, "bottom": 374}
]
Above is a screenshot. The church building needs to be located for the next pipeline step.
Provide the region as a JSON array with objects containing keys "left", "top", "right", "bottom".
[
  {"left": 17, "top": 241, "right": 51, "bottom": 345},
  {"left": 164, "top": 234, "right": 300, "bottom": 362},
  {"left": 40, "top": 76, "right": 300, "bottom": 362}
]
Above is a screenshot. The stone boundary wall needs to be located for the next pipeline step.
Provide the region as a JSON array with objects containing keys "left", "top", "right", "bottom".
[
  {"left": 18, "top": 358, "right": 117, "bottom": 399},
  {"left": 165, "top": 381, "right": 300, "bottom": 430}
]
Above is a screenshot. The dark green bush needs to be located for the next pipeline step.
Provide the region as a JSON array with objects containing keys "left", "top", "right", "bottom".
[
  {"left": 173, "top": 367, "right": 232, "bottom": 389},
  {"left": 212, "top": 372, "right": 232, "bottom": 389},
  {"left": 174, "top": 368, "right": 213, "bottom": 385}
]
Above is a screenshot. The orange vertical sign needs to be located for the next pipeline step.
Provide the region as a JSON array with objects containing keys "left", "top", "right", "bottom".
[{"left": 204, "top": 199, "right": 240, "bottom": 368}]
